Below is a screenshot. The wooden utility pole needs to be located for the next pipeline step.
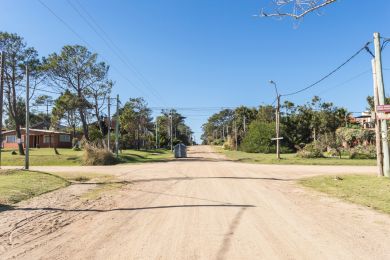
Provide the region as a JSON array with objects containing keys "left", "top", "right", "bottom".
[
  {"left": 243, "top": 116, "right": 246, "bottom": 132},
  {"left": 155, "top": 119, "right": 158, "bottom": 149},
  {"left": 372, "top": 58, "right": 384, "bottom": 177},
  {"left": 374, "top": 32, "right": 389, "bottom": 177},
  {"left": 275, "top": 95, "right": 281, "bottom": 159},
  {"left": 170, "top": 109, "right": 173, "bottom": 151},
  {"left": 234, "top": 120, "right": 238, "bottom": 151},
  {"left": 0, "top": 52, "right": 5, "bottom": 169},
  {"left": 115, "top": 95, "right": 119, "bottom": 158},
  {"left": 25, "top": 65, "right": 30, "bottom": 170},
  {"left": 107, "top": 96, "right": 111, "bottom": 151},
  {"left": 270, "top": 80, "right": 281, "bottom": 159}
]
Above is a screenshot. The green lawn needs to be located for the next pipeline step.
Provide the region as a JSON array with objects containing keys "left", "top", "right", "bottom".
[
  {"left": 0, "top": 170, "right": 69, "bottom": 205},
  {"left": 216, "top": 147, "right": 376, "bottom": 166},
  {"left": 119, "top": 149, "right": 172, "bottom": 164},
  {"left": 0, "top": 148, "right": 172, "bottom": 166},
  {"left": 0, "top": 148, "right": 83, "bottom": 166},
  {"left": 300, "top": 175, "right": 390, "bottom": 214}
]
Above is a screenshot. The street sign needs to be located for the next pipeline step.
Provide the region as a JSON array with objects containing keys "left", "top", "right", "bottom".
[
  {"left": 271, "top": 137, "right": 284, "bottom": 140},
  {"left": 376, "top": 105, "right": 390, "bottom": 113},
  {"left": 377, "top": 113, "right": 390, "bottom": 120}
]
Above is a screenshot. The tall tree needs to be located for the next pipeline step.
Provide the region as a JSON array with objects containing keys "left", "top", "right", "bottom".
[
  {"left": 43, "top": 45, "right": 110, "bottom": 140},
  {"left": 51, "top": 90, "right": 80, "bottom": 135},
  {"left": 0, "top": 32, "right": 43, "bottom": 155},
  {"left": 86, "top": 80, "right": 113, "bottom": 137},
  {"left": 119, "top": 98, "right": 153, "bottom": 149}
]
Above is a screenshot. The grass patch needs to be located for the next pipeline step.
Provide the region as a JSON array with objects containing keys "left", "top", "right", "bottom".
[
  {"left": 0, "top": 170, "right": 69, "bottom": 205},
  {"left": 300, "top": 174, "right": 390, "bottom": 214},
  {"left": 0, "top": 148, "right": 172, "bottom": 166},
  {"left": 73, "top": 176, "right": 90, "bottom": 182},
  {"left": 0, "top": 148, "right": 83, "bottom": 166},
  {"left": 52, "top": 171, "right": 113, "bottom": 183},
  {"left": 215, "top": 147, "right": 376, "bottom": 166},
  {"left": 118, "top": 149, "right": 172, "bottom": 164},
  {"left": 81, "top": 183, "right": 125, "bottom": 200}
]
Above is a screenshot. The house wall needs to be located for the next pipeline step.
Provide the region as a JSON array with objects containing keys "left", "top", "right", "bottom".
[{"left": 2, "top": 131, "right": 72, "bottom": 149}]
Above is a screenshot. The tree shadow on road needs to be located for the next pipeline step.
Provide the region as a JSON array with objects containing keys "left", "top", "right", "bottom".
[
  {"left": 6, "top": 204, "right": 255, "bottom": 213},
  {"left": 72, "top": 176, "right": 292, "bottom": 186}
]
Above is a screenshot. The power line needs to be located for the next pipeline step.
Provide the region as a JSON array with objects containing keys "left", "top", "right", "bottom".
[
  {"left": 315, "top": 69, "right": 371, "bottom": 96},
  {"left": 72, "top": 0, "right": 167, "bottom": 106},
  {"left": 66, "top": 0, "right": 167, "bottom": 105},
  {"left": 37, "top": 0, "right": 162, "bottom": 105},
  {"left": 282, "top": 42, "right": 371, "bottom": 97}
]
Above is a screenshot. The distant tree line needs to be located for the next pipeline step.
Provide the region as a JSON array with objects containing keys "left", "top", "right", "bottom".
[
  {"left": 202, "top": 96, "right": 352, "bottom": 153},
  {"left": 0, "top": 31, "right": 192, "bottom": 152}
]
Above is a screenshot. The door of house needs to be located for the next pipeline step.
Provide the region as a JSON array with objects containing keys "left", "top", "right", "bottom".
[{"left": 33, "top": 136, "right": 39, "bottom": 148}]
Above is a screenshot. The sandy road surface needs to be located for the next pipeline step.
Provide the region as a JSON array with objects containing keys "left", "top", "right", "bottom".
[{"left": 1, "top": 145, "right": 390, "bottom": 259}]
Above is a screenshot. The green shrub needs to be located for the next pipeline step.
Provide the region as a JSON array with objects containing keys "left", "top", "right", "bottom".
[
  {"left": 222, "top": 136, "right": 233, "bottom": 150},
  {"left": 211, "top": 139, "right": 224, "bottom": 146},
  {"left": 240, "top": 121, "right": 276, "bottom": 153},
  {"left": 297, "top": 142, "right": 324, "bottom": 158},
  {"left": 349, "top": 145, "right": 376, "bottom": 159},
  {"left": 83, "top": 143, "right": 117, "bottom": 165}
]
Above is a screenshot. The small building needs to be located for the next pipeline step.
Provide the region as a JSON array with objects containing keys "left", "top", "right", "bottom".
[
  {"left": 2, "top": 128, "right": 72, "bottom": 149},
  {"left": 174, "top": 143, "right": 187, "bottom": 158},
  {"left": 351, "top": 112, "right": 374, "bottom": 129}
]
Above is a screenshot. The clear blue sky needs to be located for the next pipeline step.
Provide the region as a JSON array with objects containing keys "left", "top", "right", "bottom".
[{"left": 1, "top": 0, "right": 390, "bottom": 142}]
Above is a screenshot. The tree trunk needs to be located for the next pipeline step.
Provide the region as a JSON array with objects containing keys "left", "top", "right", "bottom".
[
  {"left": 15, "top": 124, "right": 25, "bottom": 155},
  {"left": 94, "top": 97, "right": 106, "bottom": 148},
  {"left": 9, "top": 72, "right": 24, "bottom": 155},
  {"left": 79, "top": 108, "right": 89, "bottom": 140}
]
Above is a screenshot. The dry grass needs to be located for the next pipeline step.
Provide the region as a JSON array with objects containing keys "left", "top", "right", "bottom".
[{"left": 82, "top": 144, "right": 117, "bottom": 165}]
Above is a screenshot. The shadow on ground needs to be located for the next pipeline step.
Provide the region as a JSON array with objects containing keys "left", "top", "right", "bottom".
[
  {"left": 72, "top": 176, "right": 292, "bottom": 186},
  {"left": 5, "top": 204, "right": 255, "bottom": 213}
]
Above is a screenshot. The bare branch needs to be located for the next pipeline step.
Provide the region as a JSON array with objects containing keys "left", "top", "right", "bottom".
[{"left": 260, "top": 0, "right": 337, "bottom": 20}]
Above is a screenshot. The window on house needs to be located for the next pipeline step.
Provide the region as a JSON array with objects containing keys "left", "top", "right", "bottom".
[
  {"left": 43, "top": 135, "right": 51, "bottom": 144},
  {"left": 59, "top": 134, "right": 70, "bottom": 142},
  {"left": 6, "top": 135, "right": 16, "bottom": 143}
]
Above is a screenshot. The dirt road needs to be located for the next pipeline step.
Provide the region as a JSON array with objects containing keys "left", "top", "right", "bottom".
[{"left": 1, "top": 145, "right": 390, "bottom": 259}]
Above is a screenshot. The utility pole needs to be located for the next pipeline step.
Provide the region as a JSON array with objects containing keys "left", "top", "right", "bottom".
[
  {"left": 269, "top": 80, "right": 281, "bottom": 159},
  {"left": 155, "top": 118, "right": 158, "bottom": 149},
  {"left": 170, "top": 109, "right": 173, "bottom": 151},
  {"left": 372, "top": 58, "right": 384, "bottom": 177},
  {"left": 107, "top": 96, "right": 111, "bottom": 151},
  {"left": 374, "top": 32, "right": 389, "bottom": 177},
  {"left": 243, "top": 116, "right": 246, "bottom": 132},
  {"left": 0, "top": 52, "right": 5, "bottom": 169},
  {"left": 115, "top": 95, "right": 119, "bottom": 158},
  {"left": 275, "top": 95, "right": 281, "bottom": 159},
  {"left": 234, "top": 120, "right": 238, "bottom": 151},
  {"left": 25, "top": 65, "right": 30, "bottom": 170}
]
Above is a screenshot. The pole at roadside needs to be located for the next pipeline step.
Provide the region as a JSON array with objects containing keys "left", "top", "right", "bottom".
[
  {"left": 374, "top": 32, "right": 389, "bottom": 177},
  {"left": 25, "top": 65, "right": 30, "bottom": 170},
  {"left": 372, "top": 59, "right": 384, "bottom": 177},
  {"left": 115, "top": 95, "right": 119, "bottom": 158},
  {"left": 107, "top": 96, "right": 111, "bottom": 151},
  {"left": 269, "top": 80, "right": 281, "bottom": 160},
  {"left": 0, "top": 52, "right": 5, "bottom": 169}
]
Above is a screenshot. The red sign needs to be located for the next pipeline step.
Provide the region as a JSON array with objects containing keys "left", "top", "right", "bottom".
[{"left": 377, "top": 105, "right": 390, "bottom": 112}]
